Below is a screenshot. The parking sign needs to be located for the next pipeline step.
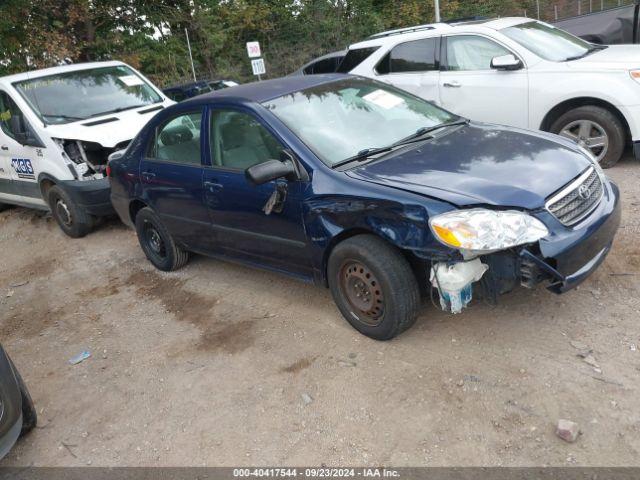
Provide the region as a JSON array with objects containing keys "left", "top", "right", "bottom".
[
  {"left": 251, "top": 58, "right": 266, "bottom": 76},
  {"left": 246, "top": 41, "right": 261, "bottom": 58}
]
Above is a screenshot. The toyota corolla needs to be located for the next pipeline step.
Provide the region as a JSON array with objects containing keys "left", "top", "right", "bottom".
[{"left": 108, "top": 75, "right": 620, "bottom": 340}]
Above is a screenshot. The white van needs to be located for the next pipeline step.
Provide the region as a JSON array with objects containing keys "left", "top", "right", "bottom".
[{"left": 0, "top": 61, "right": 173, "bottom": 237}]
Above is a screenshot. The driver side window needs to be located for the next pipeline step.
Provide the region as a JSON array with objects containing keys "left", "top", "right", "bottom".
[
  {"left": 210, "top": 110, "right": 282, "bottom": 170},
  {"left": 0, "top": 91, "right": 24, "bottom": 141},
  {"left": 445, "top": 35, "right": 511, "bottom": 71}
]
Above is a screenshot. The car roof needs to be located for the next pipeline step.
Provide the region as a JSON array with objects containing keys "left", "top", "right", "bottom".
[
  {"left": 351, "top": 17, "right": 532, "bottom": 47},
  {"left": 187, "top": 73, "right": 348, "bottom": 104},
  {"left": 0, "top": 60, "right": 130, "bottom": 84},
  {"left": 164, "top": 80, "right": 210, "bottom": 91}
]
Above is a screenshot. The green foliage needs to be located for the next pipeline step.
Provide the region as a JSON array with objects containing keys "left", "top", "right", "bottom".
[{"left": 0, "top": 0, "right": 535, "bottom": 86}]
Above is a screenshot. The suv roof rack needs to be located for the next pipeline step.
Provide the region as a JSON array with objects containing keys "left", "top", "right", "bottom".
[
  {"left": 367, "top": 23, "right": 446, "bottom": 39},
  {"left": 444, "top": 15, "right": 489, "bottom": 24}
]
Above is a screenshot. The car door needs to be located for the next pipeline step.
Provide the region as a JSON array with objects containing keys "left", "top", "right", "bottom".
[
  {"left": 439, "top": 34, "right": 528, "bottom": 128},
  {"left": 0, "top": 91, "right": 42, "bottom": 203},
  {"left": 140, "top": 108, "right": 213, "bottom": 251},
  {"left": 203, "top": 107, "right": 312, "bottom": 278},
  {"left": 375, "top": 37, "right": 441, "bottom": 104}
]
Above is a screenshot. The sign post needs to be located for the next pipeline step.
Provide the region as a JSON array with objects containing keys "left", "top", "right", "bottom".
[{"left": 246, "top": 41, "right": 266, "bottom": 81}]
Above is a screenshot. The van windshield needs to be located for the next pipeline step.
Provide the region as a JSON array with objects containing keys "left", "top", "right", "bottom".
[{"left": 13, "top": 65, "right": 163, "bottom": 125}]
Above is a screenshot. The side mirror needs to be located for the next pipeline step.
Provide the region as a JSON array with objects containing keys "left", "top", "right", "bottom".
[
  {"left": 108, "top": 149, "right": 126, "bottom": 162},
  {"left": 245, "top": 159, "right": 297, "bottom": 185},
  {"left": 490, "top": 54, "right": 523, "bottom": 71}
]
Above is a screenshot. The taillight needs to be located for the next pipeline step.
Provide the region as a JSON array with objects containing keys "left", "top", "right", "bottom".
[{"left": 106, "top": 164, "right": 112, "bottom": 177}]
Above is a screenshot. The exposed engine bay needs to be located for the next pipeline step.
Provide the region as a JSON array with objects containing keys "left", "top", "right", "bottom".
[{"left": 55, "top": 139, "right": 130, "bottom": 180}]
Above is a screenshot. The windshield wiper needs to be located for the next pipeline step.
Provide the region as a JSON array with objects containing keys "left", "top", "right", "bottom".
[
  {"left": 564, "top": 45, "right": 607, "bottom": 61},
  {"left": 42, "top": 114, "right": 86, "bottom": 121},
  {"left": 89, "top": 104, "right": 150, "bottom": 118},
  {"left": 331, "top": 146, "right": 395, "bottom": 169},
  {"left": 392, "top": 118, "right": 469, "bottom": 147}
]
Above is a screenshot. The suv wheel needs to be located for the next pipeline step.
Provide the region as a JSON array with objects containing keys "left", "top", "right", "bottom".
[
  {"left": 550, "top": 105, "right": 625, "bottom": 168},
  {"left": 135, "top": 207, "right": 189, "bottom": 271},
  {"left": 47, "top": 185, "right": 94, "bottom": 238},
  {"left": 327, "top": 235, "right": 420, "bottom": 340}
]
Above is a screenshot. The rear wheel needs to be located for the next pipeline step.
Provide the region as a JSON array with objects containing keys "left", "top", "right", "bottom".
[
  {"left": 550, "top": 105, "right": 625, "bottom": 168},
  {"left": 47, "top": 185, "right": 94, "bottom": 238},
  {"left": 327, "top": 235, "right": 420, "bottom": 340},
  {"left": 135, "top": 207, "right": 189, "bottom": 271}
]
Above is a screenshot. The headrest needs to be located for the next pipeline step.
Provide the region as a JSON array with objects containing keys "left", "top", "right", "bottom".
[{"left": 160, "top": 125, "right": 193, "bottom": 146}]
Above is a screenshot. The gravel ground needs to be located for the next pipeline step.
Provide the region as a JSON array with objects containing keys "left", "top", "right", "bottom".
[{"left": 0, "top": 157, "right": 639, "bottom": 467}]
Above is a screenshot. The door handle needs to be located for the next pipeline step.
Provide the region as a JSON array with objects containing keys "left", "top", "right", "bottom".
[
  {"left": 443, "top": 81, "right": 461, "bottom": 88},
  {"left": 1, "top": 145, "right": 8, "bottom": 151},
  {"left": 141, "top": 171, "right": 156, "bottom": 181},
  {"left": 204, "top": 181, "right": 224, "bottom": 192}
]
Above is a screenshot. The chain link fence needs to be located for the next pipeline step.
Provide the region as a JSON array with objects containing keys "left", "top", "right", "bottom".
[{"left": 505, "top": 0, "right": 635, "bottom": 22}]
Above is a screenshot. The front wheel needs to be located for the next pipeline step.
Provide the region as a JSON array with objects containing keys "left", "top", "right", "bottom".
[
  {"left": 550, "top": 105, "right": 625, "bottom": 168},
  {"left": 327, "top": 235, "right": 421, "bottom": 340},
  {"left": 135, "top": 207, "right": 189, "bottom": 271},
  {"left": 47, "top": 185, "right": 94, "bottom": 238}
]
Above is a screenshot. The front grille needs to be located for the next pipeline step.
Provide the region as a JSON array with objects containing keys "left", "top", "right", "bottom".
[{"left": 546, "top": 167, "right": 604, "bottom": 226}]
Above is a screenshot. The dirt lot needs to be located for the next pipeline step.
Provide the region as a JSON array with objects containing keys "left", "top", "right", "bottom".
[{"left": 0, "top": 158, "right": 639, "bottom": 467}]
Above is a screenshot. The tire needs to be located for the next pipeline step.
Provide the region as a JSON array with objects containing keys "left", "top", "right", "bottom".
[
  {"left": 0, "top": 203, "right": 9, "bottom": 212},
  {"left": 134, "top": 207, "right": 189, "bottom": 271},
  {"left": 47, "top": 185, "right": 94, "bottom": 238},
  {"left": 327, "top": 235, "right": 421, "bottom": 340},
  {"left": 7, "top": 359, "right": 37, "bottom": 436},
  {"left": 550, "top": 105, "right": 625, "bottom": 169}
]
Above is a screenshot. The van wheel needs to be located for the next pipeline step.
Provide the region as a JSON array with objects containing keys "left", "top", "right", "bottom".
[
  {"left": 47, "top": 185, "right": 93, "bottom": 238},
  {"left": 550, "top": 105, "right": 625, "bottom": 168},
  {"left": 135, "top": 207, "right": 189, "bottom": 271},
  {"left": 327, "top": 235, "right": 420, "bottom": 340}
]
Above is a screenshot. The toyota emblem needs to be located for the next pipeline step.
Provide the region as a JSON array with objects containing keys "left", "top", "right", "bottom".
[{"left": 578, "top": 184, "right": 591, "bottom": 200}]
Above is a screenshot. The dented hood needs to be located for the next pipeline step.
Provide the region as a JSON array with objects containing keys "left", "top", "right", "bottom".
[
  {"left": 345, "top": 123, "right": 592, "bottom": 209},
  {"left": 42, "top": 102, "right": 171, "bottom": 148}
]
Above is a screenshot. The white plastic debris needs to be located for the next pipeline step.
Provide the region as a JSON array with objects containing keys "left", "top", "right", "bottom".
[{"left": 430, "top": 258, "right": 488, "bottom": 314}]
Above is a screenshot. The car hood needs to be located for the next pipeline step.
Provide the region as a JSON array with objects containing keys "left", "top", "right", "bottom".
[
  {"left": 345, "top": 122, "right": 592, "bottom": 209},
  {"left": 566, "top": 45, "right": 640, "bottom": 70},
  {"left": 42, "top": 101, "right": 171, "bottom": 148}
]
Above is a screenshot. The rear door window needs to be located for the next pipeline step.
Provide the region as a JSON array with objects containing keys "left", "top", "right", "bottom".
[
  {"left": 336, "top": 47, "right": 380, "bottom": 73},
  {"left": 377, "top": 37, "right": 439, "bottom": 74},
  {"left": 148, "top": 111, "right": 202, "bottom": 165}
]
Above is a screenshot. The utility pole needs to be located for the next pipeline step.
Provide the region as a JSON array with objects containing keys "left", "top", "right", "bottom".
[
  {"left": 434, "top": 0, "right": 440, "bottom": 22},
  {"left": 185, "top": 28, "right": 197, "bottom": 82}
]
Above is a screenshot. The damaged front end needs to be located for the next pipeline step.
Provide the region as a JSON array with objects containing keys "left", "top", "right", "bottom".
[{"left": 54, "top": 139, "right": 130, "bottom": 180}]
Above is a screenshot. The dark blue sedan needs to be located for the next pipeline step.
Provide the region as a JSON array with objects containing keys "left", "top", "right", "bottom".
[{"left": 108, "top": 74, "right": 620, "bottom": 340}]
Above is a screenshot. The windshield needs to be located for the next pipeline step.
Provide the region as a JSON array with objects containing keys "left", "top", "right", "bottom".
[
  {"left": 263, "top": 79, "right": 456, "bottom": 166},
  {"left": 501, "top": 21, "right": 596, "bottom": 62},
  {"left": 13, "top": 65, "right": 163, "bottom": 125}
]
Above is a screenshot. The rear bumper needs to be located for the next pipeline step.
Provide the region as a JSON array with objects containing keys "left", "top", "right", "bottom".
[
  {"left": 59, "top": 177, "right": 114, "bottom": 216},
  {"left": 527, "top": 179, "right": 621, "bottom": 293}
]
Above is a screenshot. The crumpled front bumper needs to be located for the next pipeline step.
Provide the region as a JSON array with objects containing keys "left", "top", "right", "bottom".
[{"left": 525, "top": 179, "right": 621, "bottom": 294}]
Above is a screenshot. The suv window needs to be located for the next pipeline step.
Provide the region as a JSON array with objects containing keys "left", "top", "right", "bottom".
[
  {"left": 150, "top": 111, "right": 202, "bottom": 165},
  {"left": 336, "top": 47, "right": 380, "bottom": 73},
  {"left": 377, "top": 38, "right": 438, "bottom": 74},
  {"left": 445, "top": 35, "right": 511, "bottom": 71},
  {"left": 210, "top": 110, "right": 282, "bottom": 170},
  {"left": 0, "top": 91, "right": 24, "bottom": 141}
]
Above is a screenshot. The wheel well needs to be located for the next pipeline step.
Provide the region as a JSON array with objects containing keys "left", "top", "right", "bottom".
[
  {"left": 129, "top": 200, "right": 148, "bottom": 224},
  {"left": 540, "top": 97, "right": 631, "bottom": 144},
  {"left": 322, "top": 229, "right": 428, "bottom": 292},
  {"left": 39, "top": 179, "right": 55, "bottom": 200}
]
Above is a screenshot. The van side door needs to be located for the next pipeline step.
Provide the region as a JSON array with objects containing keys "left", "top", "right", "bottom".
[{"left": 0, "top": 91, "right": 44, "bottom": 206}]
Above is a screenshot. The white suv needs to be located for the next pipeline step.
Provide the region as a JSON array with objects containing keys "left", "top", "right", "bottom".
[{"left": 341, "top": 17, "right": 640, "bottom": 167}]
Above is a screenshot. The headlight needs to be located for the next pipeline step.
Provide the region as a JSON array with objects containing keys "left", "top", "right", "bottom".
[
  {"left": 429, "top": 209, "right": 549, "bottom": 253},
  {"left": 630, "top": 70, "right": 640, "bottom": 84}
]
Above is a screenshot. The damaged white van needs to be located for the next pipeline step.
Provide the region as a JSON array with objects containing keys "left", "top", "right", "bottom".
[{"left": 0, "top": 61, "right": 173, "bottom": 237}]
